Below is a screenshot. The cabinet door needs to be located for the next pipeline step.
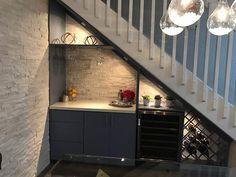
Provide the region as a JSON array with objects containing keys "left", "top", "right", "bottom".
[
  {"left": 50, "top": 110, "right": 84, "bottom": 160},
  {"left": 110, "top": 113, "right": 136, "bottom": 158},
  {"left": 84, "top": 112, "right": 109, "bottom": 156}
]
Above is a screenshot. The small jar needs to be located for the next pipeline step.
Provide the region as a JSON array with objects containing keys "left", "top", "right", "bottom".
[
  {"left": 143, "top": 99, "right": 150, "bottom": 106},
  {"left": 118, "top": 89, "right": 123, "bottom": 101},
  {"left": 155, "top": 99, "right": 161, "bottom": 107},
  {"left": 62, "top": 95, "right": 69, "bottom": 102},
  {"left": 154, "top": 95, "right": 162, "bottom": 107}
]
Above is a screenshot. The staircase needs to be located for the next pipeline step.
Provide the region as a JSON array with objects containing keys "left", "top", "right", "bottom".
[{"left": 58, "top": 0, "right": 236, "bottom": 140}]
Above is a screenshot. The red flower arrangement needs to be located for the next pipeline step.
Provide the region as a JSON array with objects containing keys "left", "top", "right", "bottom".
[{"left": 122, "top": 89, "right": 135, "bottom": 102}]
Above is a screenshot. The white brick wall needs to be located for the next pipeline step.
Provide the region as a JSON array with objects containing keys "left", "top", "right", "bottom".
[
  {"left": 66, "top": 48, "right": 137, "bottom": 101},
  {"left": 0, "top": 0, "right": 49, "bottom": 176}
]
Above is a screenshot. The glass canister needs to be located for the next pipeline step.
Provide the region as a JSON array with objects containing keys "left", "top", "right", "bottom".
[{"left": 154, "top": 95, "right": 162, "bottom": 107}]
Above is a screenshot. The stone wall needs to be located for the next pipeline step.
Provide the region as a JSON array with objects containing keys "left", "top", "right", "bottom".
[
  {"left": 66, "top": 48, "right": 137, "bottom": 101},
  {"left": 0, "top": 0, "right": 49, "bottom": 176},
  {"left": 139, "top": 75, "right": 167, "bottom": 105},
  {"left": 65, "top": 15, "right": 102, "bottom": 45}
]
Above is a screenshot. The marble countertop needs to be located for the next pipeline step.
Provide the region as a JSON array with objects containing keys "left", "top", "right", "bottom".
[{"left": 49, "top": 100, "right": 136, "bottom": 113}]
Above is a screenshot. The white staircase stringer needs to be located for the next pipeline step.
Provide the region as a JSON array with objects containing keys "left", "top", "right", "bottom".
[{"left": 62, "top": 0, "right": 236, "bottom": 140}]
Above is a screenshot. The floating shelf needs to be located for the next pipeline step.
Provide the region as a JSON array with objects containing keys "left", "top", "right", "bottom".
[{"left": 49, "top": 44, "right": 113, "bottom": 49}]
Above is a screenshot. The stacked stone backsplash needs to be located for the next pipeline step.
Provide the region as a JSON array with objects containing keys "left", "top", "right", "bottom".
[
  {"left": 66, "top": 48, "right": 137, "bottom": 101},
  {"left": 0, "top": 0, "right": 49, "bottom": 176}
]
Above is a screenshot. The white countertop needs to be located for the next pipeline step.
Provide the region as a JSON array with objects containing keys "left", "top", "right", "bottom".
[{"left": 49, "top": 100, "right": 136, "bottom": 113}]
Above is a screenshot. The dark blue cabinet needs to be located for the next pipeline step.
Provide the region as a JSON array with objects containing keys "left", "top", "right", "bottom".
[
  {"left": 50, "top": 109, "right": 137, "bottom": 160},
  {"left": 110, "top": 113, "right": 136, "bottom": 158},
  {"left": 84, "top": 112, "right": 136, "bottom": 158},
  {"left": 84, "top": 112, "right": 110, "bottom": 156},
  {"left": 50, "top": 110, "right": 84, "bottom": 160}
]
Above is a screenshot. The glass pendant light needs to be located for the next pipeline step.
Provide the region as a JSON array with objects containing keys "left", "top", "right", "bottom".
[
  {"left": 231, "top": 0, "right": 236, "bottom": 23},
  {"left": 207, "top": 0, "right": 235, "bottom": 36},
  {"left": 160, "top": 12, "right": 184, "bottom": 36},
  {"left": 168, "top": 0, "right": 205, "bottom": 27}
]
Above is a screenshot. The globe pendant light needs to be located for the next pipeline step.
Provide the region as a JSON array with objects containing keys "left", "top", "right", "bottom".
[
  {"left": 160, "top": 12, "right": 184, "bottom": 36},
  {"left": 168, "top": 0, "right": 205, "bottom": 27},
  {"left": 231, "top": 0, "right": 236, "bottom": 23},
  {"left": 207, "top": 0, "right": 235, "bottom": 36}
]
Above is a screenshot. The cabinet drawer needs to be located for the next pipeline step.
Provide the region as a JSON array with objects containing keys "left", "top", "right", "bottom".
[
  {"left": 85, "top": 112, "right": 109, "bottom": 128},
  {"left": 50, "top": 141, "right": 83, "bottom": 160},
  {"left": 50, "top": 110, "right": 83, "bottom": 122},
  {"left": 50, "top": 122, "right": 83, "bottom": 142}
]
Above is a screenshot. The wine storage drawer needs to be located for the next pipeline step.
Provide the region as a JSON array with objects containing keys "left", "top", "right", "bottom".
[{"left": 138, "top": 109, "right": 184, "bottom": 161}]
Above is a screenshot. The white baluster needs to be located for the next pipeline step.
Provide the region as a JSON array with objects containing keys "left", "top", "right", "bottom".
[
  {"left": 94, "top": 0, "right": 100, "bottom": 18},
  {"left": 83, "top": 0, "right": 89, "bottom": 10},
  {"left": 171, "top": 36, "right": 177, "bottom": 77},
  {"left": 202, "top": 33, "right": 210, "bottom": 102},
  {"left": 138, "top": 0, "right": 144, "bottom": 52},
  {"left": 160, "top": 0, "right": 168, "bottom": 68},
  {"left": 223, "top": 33, "right": 233, "bottom": 118},
  {"left": 117, "top": 0, "right": 121, "bottom": 36},
  {"left": 149, "top": 0, "right": 155, "bottom": 60},
  {"left": 192, "top": 21, "right": 200, "bottom": 94},
  {"left": 212, "top": 36, "right": 221, "bottom": 111},
  {"left": 182, "top": 29, "right": 188, "bottom": 85},
  {"left": 105, "top": 0, "right": 111, "bottom": 27},
  {"left": 127, "top": 0, "right": 133, "bottom": 43},
  {"left": 202, "top": 3, "right": 212, "bottom": 102}
]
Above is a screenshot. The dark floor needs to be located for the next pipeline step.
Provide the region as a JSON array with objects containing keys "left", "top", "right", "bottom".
[{"left": 42, "top": 160, "right": 232, "bottom": 177}]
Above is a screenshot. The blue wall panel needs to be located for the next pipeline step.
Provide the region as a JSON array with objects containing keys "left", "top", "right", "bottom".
[{"left": 102, "top": 0, "right": 236, "bottom": 104}]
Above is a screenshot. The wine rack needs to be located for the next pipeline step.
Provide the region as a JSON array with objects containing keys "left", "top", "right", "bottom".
[{"left": 181, "top": 111, "right": 230, "bottom": 166}]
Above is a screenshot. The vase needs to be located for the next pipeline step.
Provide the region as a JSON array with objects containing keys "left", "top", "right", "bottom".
[
  {"left": 154, "top": 99, "right": 161, "bottom": 107},
  {"left": 62, "top": 95, "right": 69, "bottom": 102},
  {"left": 143, "top": 99, "right": 150, "bottom": 106}
]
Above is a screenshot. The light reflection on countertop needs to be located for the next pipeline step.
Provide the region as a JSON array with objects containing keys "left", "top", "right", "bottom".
[{"left": 49, "top": 100, "right": 136, "bottom": 113}]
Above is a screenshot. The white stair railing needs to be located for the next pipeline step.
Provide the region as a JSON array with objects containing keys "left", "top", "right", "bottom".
[
  {"left": 182, "top": 29, "right": 188, "bottom": 85},
  {"left": 149, "top": 0, "right": 155, "bottom": 60},
  {"left": 192, "top": 21, "right": 200, "bottom": 94},
  {"left": 127, "top": 0, "right": 133, "bottom": 43},
  {"left": 160, "top": 0, "right": 167, "bottom": 68},
  {"left": 223, "top": 32, "right": 234, "bottom": 118},
  {"left": 202, "top": 25, "right": 211, "bottom": 102},
  {"left": 94, "top": 0, "right": 100, "bottom": 18},
  {"left": 83, "top": 0, "right": 88, "bottom": 10},
  {"left": 86, "top": 0, "right": 235, "bottom": 113},
  {"left": 171, "top": 36, "right": 177, "bottom": 78},
  {"left": 105, "top": 0, "right": 111, "bottom": 27},
  {"left": 69, "top": 0, "right": 236, "bottom": 138},
  {"left": 116, "top": 0, "right": 121, "bottom": 36},
  {"left": 138, "top": 0, "right": 144, "bottom": 52},
  {"left": 212, "top": 36, "right": 221, "bottom": 111}
]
